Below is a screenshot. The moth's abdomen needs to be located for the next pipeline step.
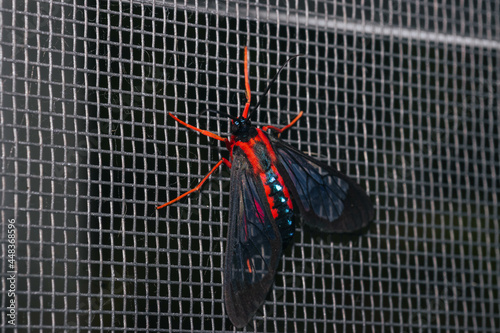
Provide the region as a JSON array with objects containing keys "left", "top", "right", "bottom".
[
  {"left": 233, "top": 129, "right": 296, "bottom": 249},
  {"left": 263, "top": 168, "right": 295, "bottom": 249}
]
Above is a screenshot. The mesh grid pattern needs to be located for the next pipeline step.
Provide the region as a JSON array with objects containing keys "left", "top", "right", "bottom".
[{"left": 1, "top": 0, "right": 499, "bottom": 331}]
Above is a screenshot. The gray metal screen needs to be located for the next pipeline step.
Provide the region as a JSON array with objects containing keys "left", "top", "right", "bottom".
[{"left": 1, "top": 0, "right": 499, "bottom": 331}]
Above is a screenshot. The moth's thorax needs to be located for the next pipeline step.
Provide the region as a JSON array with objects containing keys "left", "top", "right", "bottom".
[{"left": 233, "top": 129, "right": 295, "bottom": 248}]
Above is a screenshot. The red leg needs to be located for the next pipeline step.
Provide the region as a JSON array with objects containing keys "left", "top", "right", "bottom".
[
  {"left": 242, "top": 46, "right": 252, "bottom": 118},
  {"left": 169, "top": 113, "right": 227, "bottom": 142},
  {"left": 262, "top": 111, "right": 304, "bottom": 134},
  {"left": 244, "top": 46, "right": 251, "bottom": 105},
  {"left": 157, "top": 158, "right": 232, "bottom": 210}
]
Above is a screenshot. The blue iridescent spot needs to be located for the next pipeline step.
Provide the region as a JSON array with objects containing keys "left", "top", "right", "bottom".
[{"left": 268, "top": 184, "right": 280, "bottom": 196}]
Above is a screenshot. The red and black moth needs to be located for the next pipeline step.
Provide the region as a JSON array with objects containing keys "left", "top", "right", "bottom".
[{"left": 157, "top": 47, "right": 374, "bottom": 328}]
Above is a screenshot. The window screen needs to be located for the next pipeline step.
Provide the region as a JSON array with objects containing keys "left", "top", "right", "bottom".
[{"left": 1, "top": 0, "right": 499, "bottom": 332}]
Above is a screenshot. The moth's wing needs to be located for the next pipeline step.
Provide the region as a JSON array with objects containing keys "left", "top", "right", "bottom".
[
  {"left": 273, "top": 139, "right": 374, "bottom": 233},
  {"left": 224, "top": 149, "right": 283, "bottom": 328}
]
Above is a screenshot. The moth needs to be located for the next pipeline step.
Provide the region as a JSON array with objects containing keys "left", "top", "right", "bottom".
[{"left": 158, "top": 47, "right": 374, "bottom": 328}]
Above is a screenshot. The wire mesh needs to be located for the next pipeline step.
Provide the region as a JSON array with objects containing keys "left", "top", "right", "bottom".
[{"left": 1, "top": 0, "right": 499, "bottom": 332}]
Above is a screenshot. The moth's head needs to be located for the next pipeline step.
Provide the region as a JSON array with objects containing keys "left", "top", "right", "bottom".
[{"left": 231, "top": 116, "right": 256, "bottom": 140}]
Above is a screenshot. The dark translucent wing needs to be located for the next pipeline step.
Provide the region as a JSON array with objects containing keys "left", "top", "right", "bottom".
[
  {"left": 224, "top": 149, "right": 283, "bottom": 328},
  {"left": 272, "top": 138, "right": 374, "bottom": 233}
]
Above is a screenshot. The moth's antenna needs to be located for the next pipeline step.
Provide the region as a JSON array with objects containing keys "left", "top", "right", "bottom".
[
  {"left": 203, "top": 109, "right": 237, "bottom": 120},
  {"left": 249, "top": 53, "right": 303, "bottom": 118}
]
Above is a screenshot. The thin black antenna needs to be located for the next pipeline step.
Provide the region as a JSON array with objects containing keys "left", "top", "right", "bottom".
[
  {"left": 249, "top": 53, "right": 304, "bottom": 118},
  {"left": 203, "top": 108, "right": 237, "bottom": 120}
]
